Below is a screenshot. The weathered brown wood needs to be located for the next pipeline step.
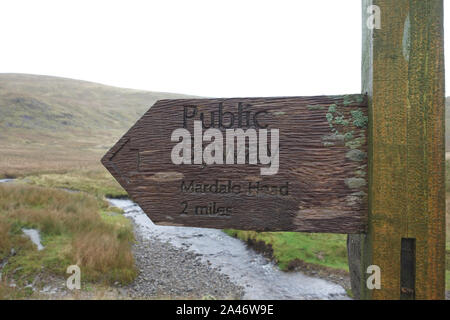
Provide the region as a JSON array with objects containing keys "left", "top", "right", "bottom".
[
  {"left": 348, "top": 0, "right": 445, "bottom": 300},
  {"left": 103, "top": 95, "right": 368, "bottom": 233}
]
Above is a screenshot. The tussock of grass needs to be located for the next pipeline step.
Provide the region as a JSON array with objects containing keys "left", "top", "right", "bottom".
[
  {"left": 0, "top": 183, "right": 136, "bottom": 287},
  {"left": 224, "top": 230, "right": 348, "bottom": 272},
  {"left": 0, "top": 216, "right": 12, "bottom": 257},
  {"left": 0, "top": 279, "right": 33, "bottom": 299}
]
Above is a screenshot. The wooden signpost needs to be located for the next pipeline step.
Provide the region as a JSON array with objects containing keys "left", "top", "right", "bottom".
[
  {"left": 103, "top": 0, "right": 445, "bottom": 300},
  {"left": 102, "top": 96, "right": 369, "bottom": 233},
  {"left": 347, "top": 0, "right": 445, "bottom": 300}
]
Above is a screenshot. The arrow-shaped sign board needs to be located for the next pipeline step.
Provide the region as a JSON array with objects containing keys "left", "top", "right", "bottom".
[{"left": 102, "top": 95, "right": 368, "bottom": 233}]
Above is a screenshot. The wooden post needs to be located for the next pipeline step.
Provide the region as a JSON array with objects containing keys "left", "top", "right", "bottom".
[{"left": 348, "top": 0, "right": 446, "bottom": 299}]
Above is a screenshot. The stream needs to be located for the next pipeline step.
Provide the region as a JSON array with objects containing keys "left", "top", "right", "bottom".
[{"left": 108, "top": 198, "right": 349, "bottom": 300}]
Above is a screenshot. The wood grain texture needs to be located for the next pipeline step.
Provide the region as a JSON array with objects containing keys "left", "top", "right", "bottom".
[
  {"left": 348, "top": 0, "right": 445, "bottom": 300},
  {"left": 102, "top": 95, "right": 368, "bottom": 233}
]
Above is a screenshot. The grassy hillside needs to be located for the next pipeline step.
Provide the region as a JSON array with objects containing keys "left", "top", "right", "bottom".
[
  {"left": 0, "top": 73, "right": 194, "bottom": 177},
  {"left": 1, "top": 74, "right": 447, "bottom": 175}
]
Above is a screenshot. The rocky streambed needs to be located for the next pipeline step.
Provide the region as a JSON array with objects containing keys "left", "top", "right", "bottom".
[{"left": 110, "top": 199, "right": 349, "bottom": 300}]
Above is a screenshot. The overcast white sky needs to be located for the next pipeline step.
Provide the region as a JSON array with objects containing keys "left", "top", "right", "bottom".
[{"left": 0, "top": 0, "right": 449, "bottom": 97}]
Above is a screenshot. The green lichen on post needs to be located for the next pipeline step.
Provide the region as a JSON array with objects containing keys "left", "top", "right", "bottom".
[
  {"left": 323, "top": 131, "right": 360, "bottom": 148},
  {"left": 352, "top": 191, "right": 367, "bottom": 198},
  {"left": 346, "top": 149, "right": 367, "bottom": 162},
  {"left": 355, "top": 169, "right": 367, "bottom": 178},
  {"left": 327, "top": 104, "right": 352, "bottom": 129},
  {"left": 344, "top": 131, "right": 354, "bottom": 141},
  {"left": 326, "top": 104, "right": 346, "bottom": 131},
  {"left": 324, "top": 103, "right": 364, "bottom": 147},
  {"left": 326, "top": 104, "right": 337, "bottom": 130},
  {"left": 322, "top": 133, "right": 345, "bottom": 147},
  {"left": 334, "top": 115, "right": 350, "bottom": 127},
  {"left": 351, "top": 110, "right": 369, "bottom": 129},
  {"left": 346, "top": 134, "right": 366, "bottom": 150},
  {"left": 328, "top": 104, "right": 337, "bottom": 113},
  {"left": 323, "top": 142, "right": 336, "bottom": 147},
  {"left": 345, "top": 177, "right": 367, "bottom": 189},
  {"left": 326, "top": 112, "right": 334, "bottom": 128},
  {"left": 346, "top": 190, "right": 368, "bottom": 206}
]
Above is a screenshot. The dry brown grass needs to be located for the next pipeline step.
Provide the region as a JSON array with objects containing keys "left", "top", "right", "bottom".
[
  {"left": 72, "top": 230, "right": 135, "bottom": 282},
  {"left": 0, "top": 136, "right": 104, "bottom": 178},
  {"left": 0, "top": 279, "right": 25, "bottom": 299},
  {"left": 0, "top": 216, "right": 12, "bottom": 257}
]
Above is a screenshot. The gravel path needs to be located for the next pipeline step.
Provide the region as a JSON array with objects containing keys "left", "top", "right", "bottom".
[{"left": 124, "top": 223, "right": 244, "bottom": 299}]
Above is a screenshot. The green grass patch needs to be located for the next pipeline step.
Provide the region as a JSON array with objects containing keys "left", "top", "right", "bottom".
[
  {"left": 224, "top": 230, "right": 348, "bottom": 272},
  {"left": 2, "top": 235, "right": 72, "bottom": 286},
  {"left": 0, "top": 280, "right": 34, "bottom": 299},
  {"left": 21, "top": 168, "right": 127, "bottom": 198}
]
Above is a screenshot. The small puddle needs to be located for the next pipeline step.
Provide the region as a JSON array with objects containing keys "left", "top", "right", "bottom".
[
  {"left": 22, "top": 228, "right": 45, "bottom": 251},
  {"left": 108, "top": 198, "right": 349, "bottom": 300},
  {"left": 0, "top": 179, "right": 14, "bottom": 183}
]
